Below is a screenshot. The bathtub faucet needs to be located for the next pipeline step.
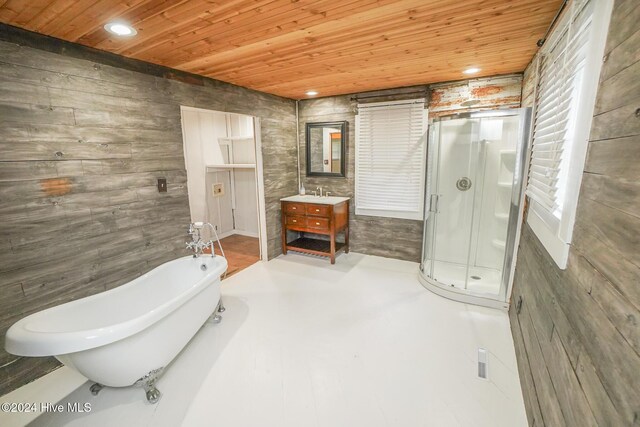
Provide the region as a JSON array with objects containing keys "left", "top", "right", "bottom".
[{"left": 186, "top": 222, "right": 214, "bottom": 258}]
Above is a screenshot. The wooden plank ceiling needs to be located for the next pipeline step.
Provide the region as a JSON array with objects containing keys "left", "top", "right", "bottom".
[{"left": 0, "top": 0, "right": 562, "bottom": 99}]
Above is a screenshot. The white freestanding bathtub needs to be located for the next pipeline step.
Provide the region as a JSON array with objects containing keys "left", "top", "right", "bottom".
[{"left": 5, "top": 255, "right": 227, "bottom": 403}]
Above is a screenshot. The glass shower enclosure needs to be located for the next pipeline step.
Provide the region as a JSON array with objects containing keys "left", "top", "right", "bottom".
[{"left": 419, "top": 108, "right": 531, "bottom": 309}]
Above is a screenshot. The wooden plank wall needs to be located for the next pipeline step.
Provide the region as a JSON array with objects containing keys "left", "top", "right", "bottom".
[
  {"left": 298, "top": 75, "right": 522, "bottom": 262},
  {"left": 509, "top": 0, "right": 640, "bottom": 425},
  {"left": 0, "top": 28, "right": 297, "bottom": 395}
]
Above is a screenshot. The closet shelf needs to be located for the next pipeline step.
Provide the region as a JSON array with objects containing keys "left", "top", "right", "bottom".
[
  {"left": 218, "top": 136, "right": 254, "bottom": 142},
  {"left": 206, "top": 163, "right": 256, "bottom": 172}
]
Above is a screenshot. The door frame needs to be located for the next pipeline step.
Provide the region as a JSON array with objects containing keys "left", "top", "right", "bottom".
[
  {"left": 180, "top": 105, "right": 268, "bottom": 261},
  {"left": 253, "top": 118, "right": 268, "bottom": 261}
]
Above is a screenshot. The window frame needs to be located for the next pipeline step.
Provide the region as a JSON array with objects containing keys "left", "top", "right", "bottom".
[
  {"left": 526, "top": 0, "right": 613, "bottom": 269},
  {"left": 354, "top": 99, "right": 428, "bottom": 221}
]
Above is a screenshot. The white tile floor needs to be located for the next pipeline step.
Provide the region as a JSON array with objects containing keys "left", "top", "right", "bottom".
[{"left": 1, "top": 252, "right": 527, "bottom": 427}]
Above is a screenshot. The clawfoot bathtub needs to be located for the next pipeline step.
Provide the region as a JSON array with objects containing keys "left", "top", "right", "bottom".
[{"left": 5, "top": 255, "right": 227, "bottom": 403}]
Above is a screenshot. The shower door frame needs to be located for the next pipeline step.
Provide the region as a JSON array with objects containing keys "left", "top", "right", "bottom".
[{"left": 419, "top": 108, "right": 532, "bottom": 310}]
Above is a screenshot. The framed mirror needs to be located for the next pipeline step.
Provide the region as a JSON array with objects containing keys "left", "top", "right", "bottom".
[{"left": 306, "top": 121, "right": 347, "bottom": 177}]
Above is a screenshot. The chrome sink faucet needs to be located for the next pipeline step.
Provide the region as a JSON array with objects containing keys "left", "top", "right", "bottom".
[{"left": 316, "top": 186, "right": 323, "bottom": 197}]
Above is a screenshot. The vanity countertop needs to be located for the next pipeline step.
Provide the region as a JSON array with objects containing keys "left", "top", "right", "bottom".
[{"left": 281, "top": 195, "right": 350, "bottom": 205}]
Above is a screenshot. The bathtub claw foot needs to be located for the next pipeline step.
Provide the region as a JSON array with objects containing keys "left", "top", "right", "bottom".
[
  {"left": 218, "top": 300, "right": 226, "bottom": 313},
  {"left": 211, "top": 313, "right": 222, "bottom": 324},
  {"left": 89, "top": 383, "right": 104, "bottom": 396},
  {"left": 134, "top": 367, "right": 164, "bottom": 404},
  {"left": 145, "top": 386, "right": 162, "bottom": 404}
]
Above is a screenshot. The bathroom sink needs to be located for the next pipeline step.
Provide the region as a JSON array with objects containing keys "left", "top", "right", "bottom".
[{"left": 280, "top": 194, "right": 350, "bottom": 205}]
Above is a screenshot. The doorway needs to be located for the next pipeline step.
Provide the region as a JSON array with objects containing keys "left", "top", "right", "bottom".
[{"left": 180, "top": 106, "right": 267, "bottom": 276}]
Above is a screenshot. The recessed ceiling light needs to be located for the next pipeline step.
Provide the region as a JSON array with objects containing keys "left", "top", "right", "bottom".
[
  {"left": 104, "top": 21, "right": 137, "bottom": 37},
  {"left": 463, "top": 67, "right": 481, "bottom": 74},
  {"left": 305, "top": 90, "right": 318, "bottom": 96}
]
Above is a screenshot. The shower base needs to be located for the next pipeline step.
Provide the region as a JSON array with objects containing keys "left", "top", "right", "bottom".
[
  {"left": 419, "top": 260, "right": 508, "bottom": 310},
  {"left": 431, "top": 260, "right": 502, "bottom": 295}
]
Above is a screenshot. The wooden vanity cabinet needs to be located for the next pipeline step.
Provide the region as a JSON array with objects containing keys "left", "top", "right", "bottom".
[{"left": 281, "top": 200, "right": 349, "bottom": 264}]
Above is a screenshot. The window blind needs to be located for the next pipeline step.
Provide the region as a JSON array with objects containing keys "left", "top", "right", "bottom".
[
  {"left": 526, "top": 0, "right": 593, "bottom": 219},
  {"left": 355, "top": 99, "right": 427, "bottom": 220}
]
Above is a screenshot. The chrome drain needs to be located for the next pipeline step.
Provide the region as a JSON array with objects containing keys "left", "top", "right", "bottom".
[{"left": 456, "top": 177, "right": 472, "bottom": 191}]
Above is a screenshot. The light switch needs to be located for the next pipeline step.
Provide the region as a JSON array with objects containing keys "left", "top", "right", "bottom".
[{"left": 157, "top": 178, "right": 167, "bottom": 193}]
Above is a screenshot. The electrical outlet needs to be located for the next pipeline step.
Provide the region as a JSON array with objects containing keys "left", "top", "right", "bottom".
[{"left": 212, "top": 183, "right": 224, "bottom": 197}]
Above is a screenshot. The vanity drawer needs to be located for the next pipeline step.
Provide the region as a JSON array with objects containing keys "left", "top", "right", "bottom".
[
  {"left": 286, "top": 215, "right": 305, "bottom": 227},
  {"left": 306, "top": 203, "right": 331, "bottom": 217},
  {"left": 284, "top": 202, "right": 305, "bottom": 214},
  {"left": 306, "top": 217, "right": 330, "bottom": 231}
]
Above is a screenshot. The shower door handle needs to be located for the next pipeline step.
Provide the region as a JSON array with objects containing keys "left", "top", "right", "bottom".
[{"left": 429, "top": 194, "right": 439, "bottom": 213}]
